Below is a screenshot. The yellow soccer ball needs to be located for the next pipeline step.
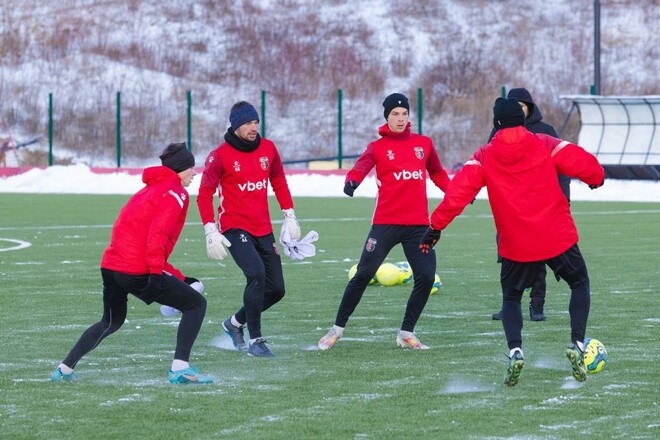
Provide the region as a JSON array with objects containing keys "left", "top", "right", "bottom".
[
  {"left": 430, "top": 274, "right": 442, "bottom": 295},
  {"left": 394, "top": 261, "right": 413, "bottom": 285},
  {"left": 583, "top": 338, "right": 608, "bottom": 374},
  {"left": 375, "top": 263, "right": 400, "bottom": 287},
  {"left": 348, "top": 264, "right": 376, "bottom": 285}
]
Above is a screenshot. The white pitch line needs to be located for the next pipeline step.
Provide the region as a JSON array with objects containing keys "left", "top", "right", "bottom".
[
  {"left": 0, "top": 238, "right": 32, "bottom": 252},
  {"left": 0, "top": 209, "right": 657, "bottom": 233}
]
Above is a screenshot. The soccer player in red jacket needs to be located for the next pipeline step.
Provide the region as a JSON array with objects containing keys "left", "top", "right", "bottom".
[
  {"left": 197, "top": 101, "right": 301, "bottom": 358},
  {"left": 318, "top": 93, "right": 450, "bottom": 351},
  {"left": 420, "top": 97, "right": 605, "bottom": 386},
  {"left": 51, "top": 143, "right": 212, "bottom": 384}
]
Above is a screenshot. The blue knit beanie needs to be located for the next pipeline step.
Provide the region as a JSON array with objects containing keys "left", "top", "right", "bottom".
[{"left": 229, "top": 102, "right": 260, "bottom": 131}]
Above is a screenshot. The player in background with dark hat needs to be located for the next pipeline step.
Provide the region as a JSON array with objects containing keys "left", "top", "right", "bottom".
[
  {"left": 197, "top": 101, "right": 302, "bottom": 358},
  {"left": 318, "top": 92, "right": 450, "bottom": 351},
  {"left": 420, "top": 97, "right": 604, "bottom": 386},
  {"left": 51, "top": 142, "right": 212, "bottom": 384},
  {"left": 488, "top": 88, "right": 570, "bottom": 322}
]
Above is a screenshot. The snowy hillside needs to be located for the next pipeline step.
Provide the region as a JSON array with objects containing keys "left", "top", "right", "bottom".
[{"left": 0, "top": 0, "right": 658, "bottom": 168}]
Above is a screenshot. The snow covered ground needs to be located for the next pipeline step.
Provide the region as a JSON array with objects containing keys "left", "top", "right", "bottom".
[{"left": 1, "top": 164, "right": 659, "bottom": 203}]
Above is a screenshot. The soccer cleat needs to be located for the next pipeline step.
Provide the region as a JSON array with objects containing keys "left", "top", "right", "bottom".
[
  {"left": 222, "top": 318, "right": 247, "bottom": 351},
  {"left": 168, "top": 366, "right": 213, "bottom": 384},
  {"left": 50, "top": 367, "right": 75, "bottom": 382},
  {"left": 529, "top": 304, "right": 546, "bottom": 321},
  {"left": 566, "top": 344, "right": 587, "bottom": 382},
  {"left": 396, "top": 331, "right": 430, "bottom": 350},
  {"left": 247, "top": 338, "right": 275, "bottom": 357},
  {"left": 491, "top": 310, "right": 503, "bottom": 320},
  {"left": 318, "top": 328, "right": 342, "bottom": 351},
  {"left": 503, "top": 351, "right": 525, "bottom": 387}
]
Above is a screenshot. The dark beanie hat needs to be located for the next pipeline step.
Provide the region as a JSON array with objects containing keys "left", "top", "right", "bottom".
[
  {"left": 229, "top": 101, "right": 260, "bottom": 131},
  {"left": 383, "top": 93, "right": 410, "bottom": 119},
  {"left": 493, "top": 97, "right": 525, "bottom": 129},
  {"left": 160, "top": 142, "right": 195, "bottom": 173}
]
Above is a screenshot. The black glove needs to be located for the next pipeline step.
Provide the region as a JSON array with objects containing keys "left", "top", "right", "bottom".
[
  {"left": 343, "top": 180, "right": 359, "bottom": 197},
  {"left": 588, "top": 179, "right": 604, "bottom": 190},
  {"left": 143, "top": 274, "right": 164, "bottom": 296},
  {"left": 419, "top": 227, "right": 441, "bottom": 254}
]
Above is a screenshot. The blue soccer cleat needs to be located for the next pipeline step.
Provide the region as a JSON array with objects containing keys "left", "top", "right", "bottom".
[
  {"left": 247, "top": 338, "right": 275, "bottom": 357},
  {"left": 50, "top": 367, "right": 75, "bottom": 382},
  {"left": 222, "top": 318, "right": 247, "bottom": 352},
  {"left": 168, "top": 366, "right": 213, "bottom": 384}
]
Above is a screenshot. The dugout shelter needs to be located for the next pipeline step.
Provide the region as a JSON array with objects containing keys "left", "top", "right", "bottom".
[{"left": 559, "top": 95, "right": 660, "bottom": 180}]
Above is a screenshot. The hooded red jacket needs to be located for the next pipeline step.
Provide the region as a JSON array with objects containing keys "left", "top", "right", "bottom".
[
  {"left": 347, "top": 122, "right": 449, "bottom": 226},
  {"left": 430, "top": 127, "right": 604, "bottom": 262},
  {"left": 101, "top": 166, "right": 188, "bottom": 278}
]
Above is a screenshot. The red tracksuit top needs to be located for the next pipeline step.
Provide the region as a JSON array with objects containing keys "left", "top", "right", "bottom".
[
  {"left": 197, "top": 138, "right": 294, "bottom": 236},
  {"left": 101, "top": 166, "right": 188, "bottom": 278},
  {"left": 346, "top": 122, "right": 450, "bottom": 226},
  {"left": 430, "top": 126, "right": 605, "bottom": 262}
]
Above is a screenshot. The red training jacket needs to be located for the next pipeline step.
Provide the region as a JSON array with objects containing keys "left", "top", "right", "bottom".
[
  {"left": 197, "top": 138, "right": 293, "bottom": 236},
  {"left": 347, "top": 122, "right": 449, "bottom": 226},
  {"left": 101, "top": 166, "right": 188, "bottom": 278},
  {"left": 430, "top": 126, "right": 605, "bottom": 262}
]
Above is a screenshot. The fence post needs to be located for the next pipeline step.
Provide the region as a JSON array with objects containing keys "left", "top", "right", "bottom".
[
  {"left": 338, "top": 89, "right": 343, "bottom": 169},
  {"left": 116, "top": 92, "right": 121, "bottom": 168},
  {"left": 417, "top": 88, "right": 423, "bottom": 134},
  {"left": 187, "top": 90, "right": 192, "bottom": 151},
  {"left": 48, "top": 93, "right": 53, "bottom": 166},
  {"left": 261, "top": 90, "right": 266, "bottom": 138}
]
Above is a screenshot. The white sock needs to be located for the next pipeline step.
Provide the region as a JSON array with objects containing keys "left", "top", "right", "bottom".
[
  {"left": 171, "top": 359, "right": 189, "bottom": 371},
  {"left": 509, "top": 348, "right": 523, "bottom": 358},
  {"left": 249, "top": 338, "right": 260, "bottom": 344},
  {"left": 576, "top": 340, "right": 585, "bottom": 351},
  {"left": 57, "top": 363, "right": 73, "bottom": 374},
  {"left": 231, "top": 315, "right": 243, "bottom": 328},
  {"left": 399, "top": 330, "right": 414, "bottom": 338},
  {"left": 332, "top": 325, "right": 345, "bottom": 336}
]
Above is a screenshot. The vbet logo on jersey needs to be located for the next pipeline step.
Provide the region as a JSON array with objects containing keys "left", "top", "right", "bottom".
[
  {"left": 393, "top": 169, "right": 424, "bottom": 181},
  {"left": 238, "top": 179, "right": 268, "bottom": 192}
]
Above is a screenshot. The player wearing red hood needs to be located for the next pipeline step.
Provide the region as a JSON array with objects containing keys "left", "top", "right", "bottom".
[{"left": 420, "top": 97, "right": 604, "bottom": 386}]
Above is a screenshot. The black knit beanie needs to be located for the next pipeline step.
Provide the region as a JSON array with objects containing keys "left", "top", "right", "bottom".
[
  {"left": 160, "top": 142, "right": 195, "bottom": 173},
  {"left": 383, "top": 93, "right": 410, "bottom": 119},
  {"left": 493, "top": 97, "right": 525, "bottom": 129}
]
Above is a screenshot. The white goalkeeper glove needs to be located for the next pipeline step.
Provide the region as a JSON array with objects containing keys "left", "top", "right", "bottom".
[
  {"left": 204, "top": 223, "right": 231, "bottom": 260},
  {"left": 280, "top": 208, "right": 301, "bottom": 242}
]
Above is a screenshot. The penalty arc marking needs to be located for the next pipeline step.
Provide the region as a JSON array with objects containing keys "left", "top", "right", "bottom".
[{"left": 0, "top": 238, "right": 32, "bottom": 252}]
